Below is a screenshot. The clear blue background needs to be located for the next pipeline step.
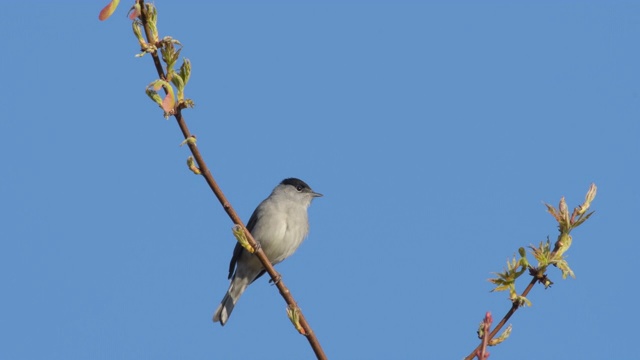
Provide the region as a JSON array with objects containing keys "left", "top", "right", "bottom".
[{"left": 1, "top": 1, "right": 638, "bottom": 359}]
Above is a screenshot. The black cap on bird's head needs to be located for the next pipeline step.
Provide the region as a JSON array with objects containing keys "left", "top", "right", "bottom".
[{"left": 281, "top": 178, "right": 323, "bottom": 197}]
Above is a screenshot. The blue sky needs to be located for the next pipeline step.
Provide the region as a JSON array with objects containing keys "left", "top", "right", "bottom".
[{"left": 1, "top": 1, "right": 638, "bottom": 359}]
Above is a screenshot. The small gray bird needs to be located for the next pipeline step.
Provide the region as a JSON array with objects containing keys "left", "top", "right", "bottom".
[{"left": 213, "top": 178, "right": 322, "bottom": 325}]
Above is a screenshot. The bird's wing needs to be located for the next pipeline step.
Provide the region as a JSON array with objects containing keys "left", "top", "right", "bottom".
[{"left": 227, "top": 242, "right": 243, "bottom": 280}]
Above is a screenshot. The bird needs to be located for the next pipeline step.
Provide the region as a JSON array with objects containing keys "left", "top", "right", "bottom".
[{"left": 213, "top": 178, "right": 322, "bottom": 325}]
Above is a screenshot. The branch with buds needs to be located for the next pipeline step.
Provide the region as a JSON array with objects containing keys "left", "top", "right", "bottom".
[
  {"left": 465, "top": 183, "right": 597, "bottom": 360},
  {"left": 100, "top": 1, "right": 327, "bottom": 359}
]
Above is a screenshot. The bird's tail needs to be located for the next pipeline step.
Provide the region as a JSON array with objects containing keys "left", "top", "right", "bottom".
[{"left": 213, "top": 276, "right": 249, "bottom": 325}]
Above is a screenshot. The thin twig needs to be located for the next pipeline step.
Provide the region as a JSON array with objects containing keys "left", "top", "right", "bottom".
[
  {"left": 464, "top": 260, "right": 552, "bottom": 360},
  {"left": 136, "top": 2, "right": 327, "bottom": 359},
  {"left": 476, "top": 312, "right": 492, "bottom": 360},
  {"left": 465, "top": 184, "right": 597, "bottom": 359}
]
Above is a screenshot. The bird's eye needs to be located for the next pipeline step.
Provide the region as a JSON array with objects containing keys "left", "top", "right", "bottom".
[{"left": 296, "top": 185, "right": 303, "bottom": 191}]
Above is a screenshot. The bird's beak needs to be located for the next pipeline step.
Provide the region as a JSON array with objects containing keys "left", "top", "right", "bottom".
[{"left": 311, "top": 191, "right": 323, "bottom": 198}]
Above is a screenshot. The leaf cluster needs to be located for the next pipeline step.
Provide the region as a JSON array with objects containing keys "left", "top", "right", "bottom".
[
  {"left": 488, "top": 184, "right": 596, "bottom": 303},
  {"left": 130, "top": 3, "right": 194, "bottom": 117}
]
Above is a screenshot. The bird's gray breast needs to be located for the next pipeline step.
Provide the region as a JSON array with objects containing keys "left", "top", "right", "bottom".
[{"left": 250, "top": 199, "right": 309, "bottom": 265}]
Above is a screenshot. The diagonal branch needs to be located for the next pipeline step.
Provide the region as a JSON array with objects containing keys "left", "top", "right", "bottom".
[
  {"left": 465, "top": 184, "right": 596, "bottom": 360},
  {"left": 135, "top": 1, "right": 327, "bottom": 359},
  {"left": 465, "top": 277, "right": 537, "bottom": 360}
]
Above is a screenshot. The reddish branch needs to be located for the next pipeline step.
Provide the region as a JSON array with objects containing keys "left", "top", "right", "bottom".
[
  {"left": 464, "top": 255, "right": 558, "bottom": 359},
  {"left": 135, "top": 1, "right": 327, "bottom": 359},
  {"left": 476, "top": 312, "right": 492, "bottom": 360}
]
